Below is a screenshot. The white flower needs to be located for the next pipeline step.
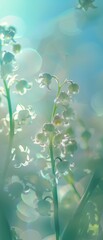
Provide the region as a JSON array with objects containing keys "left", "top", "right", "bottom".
[
  {"left": 15, "top": 79, "right": 32, "bottom": 95},
  {"left": 36, "top": 73, "right": 57, "bottom": 89},
  {"left": 13, "top": 105, "right": 36, "bottom": 133}
]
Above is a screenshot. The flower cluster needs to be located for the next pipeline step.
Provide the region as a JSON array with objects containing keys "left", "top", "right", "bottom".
[
  {"left": 0, "top": 25, "right": 16, "bottom": 43},
  {"left": 0, "top": 24, "right": 21, "bottom": 78},
  {"left": 33, "top": 75, "right": 79, "bottom": 180}
]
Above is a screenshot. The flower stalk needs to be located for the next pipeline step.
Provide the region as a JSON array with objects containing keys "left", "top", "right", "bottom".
[
  {"left": 51, "top": 80, "right": 67, "bottom": 120},
  {"left": 0, "top": 39, "right": 14, "bottom": 183},
  {"left": 49, "top": 137, "right": 60, "bottom": 240},
  {"left": 0, "top": 36, "right": 13, "bottom": 240},
  {"left": 2, "top": 78, "right": 14, "bottom": 180}
]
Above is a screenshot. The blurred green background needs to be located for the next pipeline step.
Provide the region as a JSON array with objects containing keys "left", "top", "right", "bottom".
[
  {"left": 0, "top": 0, "right": 103, "bottom": 118},
  {"left": 0, "top": 0, "right": 103, "bottom": 239}
]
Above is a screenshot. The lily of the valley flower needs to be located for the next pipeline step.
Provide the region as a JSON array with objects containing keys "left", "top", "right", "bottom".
[
  {"left": 68, "top": 82, "right": 79, "bottom": 94},
  {"left": 33, "top": 131, "right": 48, "bottom": 147},
  {"left": 15, "top": 79, "right": 32, "bottom": 95},
  {"left": 55, "top": 91, "right": 70, "bottom": 106},
  {"left": 36, "top": 73, "right": 57, "bottom": 89},
  {"left": 12, "top": 144, "right": 33, "bottom": 168},
  {"left": 13, "top": 105, "right": 36, "bottom": 132}
]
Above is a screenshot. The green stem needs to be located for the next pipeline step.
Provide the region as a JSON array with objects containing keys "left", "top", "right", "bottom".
[
  {"left": 0, "top": 38, "right": 13, "bottom": 240},
  {"left": 51, "top": 84, "right": 61, "bottom": 120},
  {"left": 3, "top": 79, "right": 14, "bottom": 139},
  {"left": 0, "top": 39, "right": 14, "bottom": 180},
  {"left": 50, "top": 79, "right": 63, "bottom": 240},
  {"left": 0, "top": 40, "right": 14, "bottom": 138},
  {"left": 2, "top": 79, "right": 14, "bottom": 179},
  {"left": 49, "top": 137, "right": 60, "bottom": 240},
  {"left": 50, "top": 78, "right": 81, "bottom": 239},
  {"left": 51, "top": 80, "right": 67, "bottom": 120}
]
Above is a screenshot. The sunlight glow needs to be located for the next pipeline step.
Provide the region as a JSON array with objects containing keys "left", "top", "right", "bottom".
[
  {"left": 58, "top": 9, "right": 81, "bottom": 36},
  {"left": 16, "top": 48, "right": 42, "bottom": 77},
  {"left": 20, "top": 229, "right": 41, "bottom": 240},
  {"left": 17, "top": 201, "right": 39, "bottom": 223}
]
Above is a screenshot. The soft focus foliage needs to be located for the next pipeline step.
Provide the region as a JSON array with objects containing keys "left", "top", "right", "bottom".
[{"left": 0, "top": 1, "right": 103, "bottom": 240}]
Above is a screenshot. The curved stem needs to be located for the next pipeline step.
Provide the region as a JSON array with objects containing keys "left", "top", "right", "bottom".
[
  {"left": 50, "top": 78, "right": 80, "bottom": 239},
  {"left": 0, "top": 39, "right": 14, "bottom": 181},
  {"left": 49, "top": 137, "right": 60, "bottom": 240},
  {"left": 49, "top": 79, "right": 62, "bottom": 240},
  {"left": 0, "top": 39, "right": 13, "bottom": 240},
  {"left": 51, "top": 79, "right": 67, "bottom": 120},
  {"left": 3, "top": 79, "right": 14, "bottom": 139},
  {"left": 51, "top": 80, "right": 67, "bottom": 120},
  {"left": 51, "top": 84, "right": 61, "bottom": 120},
  {"left": 2, "top": 79, "right": 14, "bottom": 180}
]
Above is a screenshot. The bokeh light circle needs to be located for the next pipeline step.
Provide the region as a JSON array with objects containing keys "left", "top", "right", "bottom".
[
  {"left": 58, "top": 9, "right": 81, "bottom": 36},
  {"left": 12, "top": 227, "right": 23, "bottom": 238},
  {"left": 17, "top": 201, "right": 39, "bottom": 223},
  {"left": 21, "top": 189, "right": 37, "bottom": 208},
  {"left": 16, "top": 48, "right": 42, "bottom": 77},
  {"left": 20, "top": 229, "right": 41, "bottom": 240}
]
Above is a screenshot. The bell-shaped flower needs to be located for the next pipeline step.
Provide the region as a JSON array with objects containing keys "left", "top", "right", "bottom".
[
  {"left": 65, "top": 139, "right": 78, "bottom": 155},
  {"left": 56, "top": 160, "right": 69, "bottom": 175},
  {"left": 13, "top": 105, "right": 36, "bottom": 132},
  {"left": 11, "top": 144, "right": 33, "bottom": 168},
  {"left": 55, "top": 91, "right": 70, "bottom": 106},
  {"left": 43, "top": 123, "right": 55, "bottom": 133},
  {"left": 36, "top": 73, "right": 57, "bottom": 89},
  {"left": 36, "top": 199, "right": 51, "bottom": 216},
  {"left": 53, "top": 114, "right": 63, "bottom": 126},
  {"left": 68, "top": 82, "right": 79, "bottom": 94},
  {"left": 2, "top": 51, "right": 15, "bottom": 64},
  {"left": 53, "top": 132, "right": 64, "bottom": 146},
  {"left": 33, "top": 131, "right": 48, "bottom": 147},
  {"left": 15, "top": 79, "right": 32, "bottom": 95}
]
